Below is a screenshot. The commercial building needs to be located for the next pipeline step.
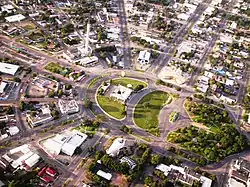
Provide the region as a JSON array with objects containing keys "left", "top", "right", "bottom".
[
  {"left": 0, "top": 144, "right": 41, "bottom": 171},
  {"left": 5, "top": 14, "right": 25, "bottom": 22},
  {"left": 110, "top": 85, "right": 133, "bottom": 102},
  {"left": 137, "top": 50, "right": 151, "bottom": 65},
  {"left": 26, "top": 104, "right": 53, "bottom": 127},
  {"left": 42, "top": 130, "right": 88, "bottom": 157},
  {"left": 156, "top": 163, "right": 212, "bottom": 187},
  {"left": 58, "top": 99, "right": 79, "bottom": 114},
  {"left": 0, "top": 63, "right": 20, "bottom": 75}
]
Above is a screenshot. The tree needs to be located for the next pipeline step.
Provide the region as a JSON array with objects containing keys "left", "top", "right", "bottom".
[
  {"left": 6, "top": 106, "right": 14, "bottom": 114},
  {"left": 13, "top": 77, "right": 21, "bottom": 82},
  {"left": 151, "top": 154, "right": 162, "bottom": 165},
  {"left": 134, "top": 85, "right": 144, "bottom": 92},
  {"left": 48, "top": 91, "right": 55, "bottom": 98},
  {"left": 57, "top": 90, "right": 63, "bottom": 97}
]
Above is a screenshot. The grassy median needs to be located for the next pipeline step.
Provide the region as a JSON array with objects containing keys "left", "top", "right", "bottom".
[
  {"left": 134, "top": 91, "right": 170, "bottom": 136},
  {"left": 97, "top": 95, "right": 126, "bottom": 120},
  {"left": 112, "top": 78, "right": 147, "bottom": 90}
]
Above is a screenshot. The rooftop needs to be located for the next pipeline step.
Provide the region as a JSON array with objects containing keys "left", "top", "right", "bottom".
[{"left": 0, "top": 63, "right": 19, "bottom": 75}]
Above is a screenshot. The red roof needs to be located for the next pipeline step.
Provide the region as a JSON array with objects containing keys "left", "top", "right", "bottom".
[
  {"left": 38, "top": 167, "right": 47, "bottom": 176},
  {"left": 45, "top": 167, "right": 57, "bottom": 177},
  {"left": 40, "top": 175, "right": 53, "bottom": 183}
]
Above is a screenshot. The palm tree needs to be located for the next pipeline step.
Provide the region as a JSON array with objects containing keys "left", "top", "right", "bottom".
[{"left": 8, "top": 180, "right": 18, "bottom": 187}]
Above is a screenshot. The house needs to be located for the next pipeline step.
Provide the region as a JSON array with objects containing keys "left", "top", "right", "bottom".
[
  {"left": 197, "top": 83, "right": 209, "bottom": 93},
  {"left": 137, "top": 51, "right": 151, "bottom": 65},
  {"left": 45, "top": 167, "right": 57, "bottom": 177},
  {"left": 58, "top": 100, "right": 79, "bottom": 114}
]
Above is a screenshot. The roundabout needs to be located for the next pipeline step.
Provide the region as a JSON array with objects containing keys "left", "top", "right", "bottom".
[{"left": 86, "top": 71, "right": 182, "bottom": 138}]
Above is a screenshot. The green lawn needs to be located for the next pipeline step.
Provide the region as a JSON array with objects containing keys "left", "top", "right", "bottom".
[
  {"left": 112, "top": 78, "right": 147, "bottom": 90},
  {"left": 97, "top": 95, "right": 126, "bottom": 119},
  {"left": 23, "top": 24, "right": 36, "bottom": 31},
  {"left": 45, "top": 62, "right": 73, "bottom": 76},
  {"left": 88, "top": 76, "right": 102, "bottom": 89},
  {"left": 134, "top": 91, "right": 170, "bottom": 136}
]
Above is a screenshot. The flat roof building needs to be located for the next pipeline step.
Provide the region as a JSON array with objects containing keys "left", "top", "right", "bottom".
[
  {"left": 97, "top": 170, "right": 112, "bottom": 181},
  {"left": 0, "top": 82, "right": 7, "bottom": 94},
  {"left": 42, "top": 130, "right": 87, "bottom": 157},
  {"left": 0, "top": 63, "right": 19, "bottom": 75},
  {"left": 137, "top": 50, "right": 151, "bottom": 65},
  {"left": 5, "top": 14, "right": 25, "bottom": 22},
  {"left": 110, "top": 85, "right": 133, "bottom": 102},
  {"left": 58, "top": 99, "right": 79, "bottom": 114},
  {"left": 26, "top": 104, "right": 53, "bottom": 127}
]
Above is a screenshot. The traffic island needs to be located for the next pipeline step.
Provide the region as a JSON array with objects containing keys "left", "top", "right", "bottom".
[
  {"left": 95, "top": 78, "right": 148, "bottom": 120},
  {"left": 133, "top": 91, "right": 171, "bottom": 136}
]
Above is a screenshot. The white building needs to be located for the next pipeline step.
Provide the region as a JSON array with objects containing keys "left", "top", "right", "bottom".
[
  {"left": 156, "top": 164, "right": 212, "bottom": 187},
  {"left": 26, "top": 104, "right": 53, "bottom": 127},
  {"left": 110, "top": 85, "right": 133, "bottom": 102},
  {"left": 97, "top": 170, "right": 112, "bottom": 180},
  {"left": 137, "top": 50, "right": 151, "bottom": 65},
  {"left": 228, "top": 178, "right": 245, "bottom": 187},
  {"left": 0, "top": 81, "right": 7, "bottom": 94},
  {"left": 106, "top": 138, "right": 126, "bottom": 156},
  {"left": 220, "top": 95, "right": 236, "bottom": 104},
  {"left": 1, "top": 4, "right": 15, "bottom": 13},
  {"left": 5, "top": 14, "right": 25, "bottom": 22},
  {"left": 58, "top": 99, "right": 79, "bottom": 114},
  {"left": 7, "top": 144, "right": 40, "bottom": 170},
  {"left": 0, "top": 63, "right": 19, "bottom": 75},
  {"left": 42, "top": 130, "right": 87, "bottom": 157}
]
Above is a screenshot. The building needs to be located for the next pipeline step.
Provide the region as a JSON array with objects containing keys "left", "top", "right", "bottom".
[
  {"left": 120, "top": 157, "right": 137, "bottom": 169},
  {"left": 106, "top": 138, "right": 126, "bottom": 156},
  {"left": 1, "top": 4, "right": 15, "bottom": 13},
  {"left": 2, "top": 144, "right": 41, "bottom": 170},
  {"left": 228, "top": 177, "right": 246, "bottom": 187},
  {"left": 97, "top": 170, "right": 112, "bottom": 180},
  {"left": 58, "top": 99, "right": 79, "bottom": 114},
  {"left": 26, "top": 104, "right": 53, "bottom": 127},
  {"left": 5, "top": 14, "right": 25, "bottom": 22},
  {"left": 0, "top": 81, "right": 7, "bottom": 94},
  {"left": 0, "top": 63, "right": 19, "bottom": 75},
  {"left": 137, "top": 50, "right": 151, "bottom": 65},
  {"left": 110, "top": 85, "right": 133, "bottom": 102},
  {"left": 79, "top": 56, "right": 98, "bottom": 67},
  {"left": 156, "top": 164, "right": 212, "bottom": 187},
  {"left": 42, "top": 130, "right": 88, "bottom": 157}
]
